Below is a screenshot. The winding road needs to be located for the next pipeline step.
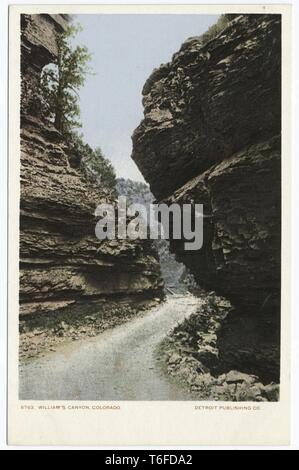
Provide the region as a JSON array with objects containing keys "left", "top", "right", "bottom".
[{"left": 19, "top": 295, "right": 200, "bottom": 400}]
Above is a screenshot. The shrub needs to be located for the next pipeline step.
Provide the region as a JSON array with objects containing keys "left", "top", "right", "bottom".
[
  {"left": 67, "top": 131, "right": 116, "bottom": 188},
  {"left": 200, "top": 14, "right": 232, "bottom": 45}
]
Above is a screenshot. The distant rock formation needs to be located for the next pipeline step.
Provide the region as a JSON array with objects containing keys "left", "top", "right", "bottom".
[
  {"left": 116, "top": 178, "right": 186, "bottom": 291},
  {"left": 20, "top": 14, "right": 163, "bottom": 317},
  {"left": 132, "top": 14, "right": 281, "bottom": 380}
]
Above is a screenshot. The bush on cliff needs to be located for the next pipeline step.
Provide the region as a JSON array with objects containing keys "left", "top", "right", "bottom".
[
  {"left": 83, "top": 146, "right": 116, "bottom": 188},
  {"left": 68, "top": 131, "right": 116, "bottom": 188},
  {"left": 200, "top": 14, "right": 232, "bottom": 45}
]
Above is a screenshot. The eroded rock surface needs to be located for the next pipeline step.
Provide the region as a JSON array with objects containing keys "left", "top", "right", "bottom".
[
  {"left": 132, "top": 14, "right": 281, "bottom": 200},
  {"left": 20, "top": 14, "right": 163, "bottom": 318},
  {"left": 132, "top": 15, "right": 281, "bottom": 383},
  {"left": 157, "top": 290, "right": 279, "bottom": 401}
]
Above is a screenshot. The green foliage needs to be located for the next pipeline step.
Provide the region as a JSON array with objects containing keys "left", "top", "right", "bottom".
[
  {"left": 67, "top": 130, "right": 92, "bottom": 163},
  {"left": 40, "top": 23, "right": 92, "bottom": 134},
  {"left": 68, "top": 132, "right": 116, "bottom": 188},
  {"left": 84, "top": 146, "right": 116, "bottom": 188},
  {"left": 39, "top": 24, "right": 115, "bottom": 189},
  {"left": 200, "top": 14, "right": 232, "bottom": 45}
]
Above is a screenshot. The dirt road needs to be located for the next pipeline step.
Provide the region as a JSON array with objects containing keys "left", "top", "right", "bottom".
[{"left": 19, "top": 295, "right": 200, "bottom": 400}]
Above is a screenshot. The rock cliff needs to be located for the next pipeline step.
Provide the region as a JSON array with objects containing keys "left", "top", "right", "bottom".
[
  {"left": 132, "top": 14, "right": 281, "bottom": 381},
  {"left": 20, "top": 14, "right": 163, "bottom": 318}
]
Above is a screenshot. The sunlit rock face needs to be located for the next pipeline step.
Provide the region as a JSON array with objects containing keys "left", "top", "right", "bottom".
[
  {"left": 20, "top": 14, "right": 163, "bottom": 317},
  {"left": 132, "top": 14, "right": 281, "bottom": 379}
]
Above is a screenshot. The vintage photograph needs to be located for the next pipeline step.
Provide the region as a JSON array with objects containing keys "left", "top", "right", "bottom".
[{"left": 18, "top": 11, "right": 282, "bottom": 403}]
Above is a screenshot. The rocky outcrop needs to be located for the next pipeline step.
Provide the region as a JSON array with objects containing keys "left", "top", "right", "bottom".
[
  {"left": 20, "top": 14, "right": 163, "bottom": 318},
  {"left": 158, "top": 290, "right": 279, "bottom": 400},
  {"left": 132, "top": 14, "right": 281, "bottom": 200},
  {"left": 132, "top": 15, "right": 281, "bottom": 381},
  {"left": 164, "top": 136, "right": 281, "bottom": 310}
]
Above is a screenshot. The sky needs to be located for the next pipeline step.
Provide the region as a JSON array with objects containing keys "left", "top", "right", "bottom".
[{"left": 73, "top": 14, "right": 219, "bottom": 182}]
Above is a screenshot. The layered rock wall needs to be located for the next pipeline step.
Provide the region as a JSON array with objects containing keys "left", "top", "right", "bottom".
[
  {"left": 132, "top": 14, "right": 281, "bottom": 311},
  {"left": 20, "top": 14, "right": 163, "bottom": 317},
  {"left": 132, "top": 14, "right": 281, "bottom": 379},
  {"left": 133, "top": 14, "right": 281, "bottom": 200}
]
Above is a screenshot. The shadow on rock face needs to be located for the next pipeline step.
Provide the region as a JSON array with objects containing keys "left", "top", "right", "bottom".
[{"left": 212, "top": 305, "right": 281, "bottom": 384}]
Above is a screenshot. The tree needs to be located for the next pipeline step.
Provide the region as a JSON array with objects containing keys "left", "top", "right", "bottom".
[
  {"left": 68, "top": 131, "right": 116, "bottom": 188},
  {"left": 40, "top": 23, "right": 92, "bottom": 134},
  {"left": 83, "top": 145, "right": 117, "bottom": 188},
  {"left": 40, "top": 23, "right": 116, "bottom": 190}
]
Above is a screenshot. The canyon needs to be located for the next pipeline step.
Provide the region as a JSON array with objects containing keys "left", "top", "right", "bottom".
[{"left": 19, "top": 13, "right": 282, "bottom": 399}]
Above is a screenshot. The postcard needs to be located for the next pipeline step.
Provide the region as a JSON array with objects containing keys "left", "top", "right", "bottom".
[{"left": 8, "top": 3, "right": 292, "bottom": 446}]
